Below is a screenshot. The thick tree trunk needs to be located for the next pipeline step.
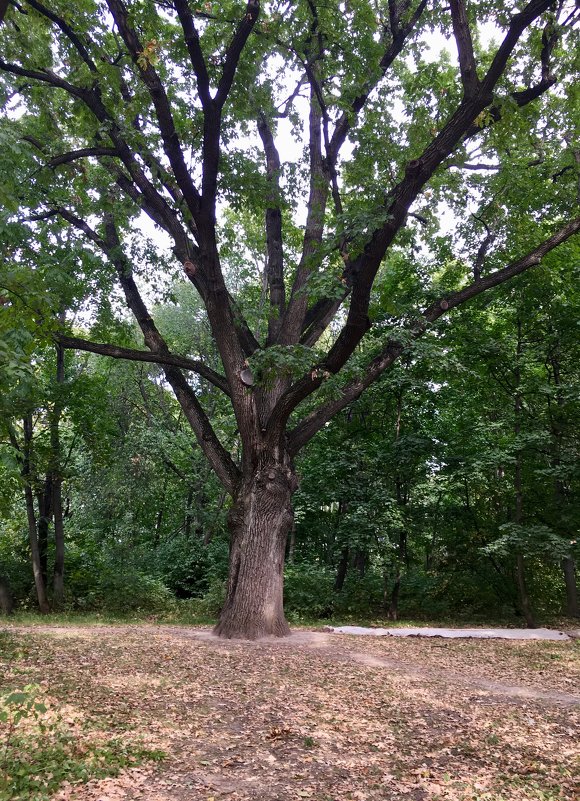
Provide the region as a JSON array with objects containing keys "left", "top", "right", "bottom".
[
  {"left": 214, "top": 461, "right": 298, "bottom": 639},
  {"left": 562, "top": 557, "right": 579, "bottom": 618}
]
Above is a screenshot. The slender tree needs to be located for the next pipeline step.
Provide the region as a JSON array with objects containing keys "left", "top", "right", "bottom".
[{"left": 0, "top": 1, "right": 579, "bottom": 637}]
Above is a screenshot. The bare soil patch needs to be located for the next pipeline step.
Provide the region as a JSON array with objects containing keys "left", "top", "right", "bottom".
[{"left": 1, "top": 624, "right": 578, "bottom": 801}]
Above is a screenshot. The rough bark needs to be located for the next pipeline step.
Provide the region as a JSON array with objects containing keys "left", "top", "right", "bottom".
[{"left": 214, "top": 460, "right": 297, "bottom": 639}]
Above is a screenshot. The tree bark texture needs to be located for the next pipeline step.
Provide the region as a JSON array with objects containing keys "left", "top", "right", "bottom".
[{"left": 214, "top": 461, "right": 298, "bottom": 639}]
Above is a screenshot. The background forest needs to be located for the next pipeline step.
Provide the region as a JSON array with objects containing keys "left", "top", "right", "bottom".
[{"left": 1, "top": 248, "right": 579, "bottom": 626}]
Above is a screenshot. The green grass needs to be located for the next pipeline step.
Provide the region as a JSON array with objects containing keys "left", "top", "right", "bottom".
[{"left": 2, "top": 608, "right": 578, "bottom": 631}]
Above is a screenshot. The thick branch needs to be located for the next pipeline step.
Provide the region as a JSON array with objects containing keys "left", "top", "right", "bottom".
[
  {"left": 257, "top": 111, "right": 285, "bottom": 343},
  {"left": 423, "top": 216, "right": 580, "bottom": 322},
  {"left": 56, "top": 335, "right": 230, "bottom": 395},
  {"left": 106, "top": 0, "right": 202, "bottom": 220},
  {"left": 278, "top": 85, "right": 327, "bottom": 345},
  {"left": 52, "top": 208, "right": 239, "bottom": 492},
  {"left": 449, "top": 0, "right": 479, "bottom": 96},
  {"left": 288, "top": 217, "right": 580, "bottom": 454},
  {"left": 173, "top": 0, "right": 212, "bottom": 108},
  {"left": 45, "top": 147, "right": 119, "bottom": 169},
  {"left": 215, "top": 0, "right": 260, "bottom": 110}
]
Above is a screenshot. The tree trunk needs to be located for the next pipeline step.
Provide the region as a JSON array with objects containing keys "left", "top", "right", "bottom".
[
  {"left": 562, "top": 556, "right": 579, "bottom": 618},
  {"left": 52, "top": 482, "right": 65, "bottom": 609},
  {"left": 214, "top": 461, "right": 297, "bottom": 639},
  {"left": 513, "top": 318, "right": 535, "bottom": 629},
  {"left": 0, "top": 575, "right": 13, "bottom": 615},
  {"left": 37, "top": 477, "right": 52, "bottom": 589},
  {"left": 515, "top": 553, "right": 535, "bottom": 628},
  {"left": 334, "top": 546, "right": 349, "bottom": 592},
  {"left": 23, "top": 416, "right": 50, "bottom": 614},
  {"left": 388, "top": 569, "right": 401, "bottom": 621},
  {"left": 52, "top": 341, "right": 65, "bottom": 609}
]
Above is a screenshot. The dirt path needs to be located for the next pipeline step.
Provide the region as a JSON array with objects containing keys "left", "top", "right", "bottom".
[
  {"left": 2, "top": 624, "right": 579, "bottom": 801},
  {"left": 171, "top": 627, "right": 580, "bottom": 706}
]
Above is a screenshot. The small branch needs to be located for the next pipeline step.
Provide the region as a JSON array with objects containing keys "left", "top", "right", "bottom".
[
  {"left": 447, "top": 161, "right": 501, "bottom": 171},
  {"left": 173, "top": 0, "right": 212, "bottom": 108},
  {"left": 329, "top": 0, "right": 428, "bottom": 164},
  {"left": 23, "top": 0, "right": 96, "bottom": 71},
  {"left": 471, "top": 214, "right": 495, "bottom": 281},
  {"left": 106, "top": 0, "right": 202, "bottom": 219}
]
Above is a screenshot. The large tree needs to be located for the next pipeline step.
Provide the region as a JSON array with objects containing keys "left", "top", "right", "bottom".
[{"left": 0, "top": 0, "right": 578, "bottom": 637}]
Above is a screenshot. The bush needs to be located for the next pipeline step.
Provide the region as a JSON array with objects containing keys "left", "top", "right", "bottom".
[
  {"left": 334, "top": 570, "right": 384, "bottom": 616},
  {"left": 95, "top": 569, "right": 174, "bottom": 615},
  {"left": 154, "top": 535, "right": 210, "bottom": 598},
  {"left": 284, "top": 563, "right": 335, "bottom": 619}
]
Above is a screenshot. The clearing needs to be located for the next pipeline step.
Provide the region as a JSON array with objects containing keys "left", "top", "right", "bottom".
[{"left": 1, "top": 624, "right": 579, "bottom": 801}]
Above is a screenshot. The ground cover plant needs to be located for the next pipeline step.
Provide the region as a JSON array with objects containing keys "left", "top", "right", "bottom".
[{"left": 0, "top": 624, "right": 578, "bottom": 801}]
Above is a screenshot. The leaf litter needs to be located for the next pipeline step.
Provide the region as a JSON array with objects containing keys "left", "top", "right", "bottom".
[{"left": 0, "top": 624, "right": 578, "bottom": 801}]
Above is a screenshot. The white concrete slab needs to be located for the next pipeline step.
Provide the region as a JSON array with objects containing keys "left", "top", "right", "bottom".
[{"left": 330, "top": 626, "right": 570, "bottom": 641}]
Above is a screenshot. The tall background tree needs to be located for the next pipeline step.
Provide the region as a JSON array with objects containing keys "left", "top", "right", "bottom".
[{"left": 0, "top": 0, "right": 578, "bottom": 636}]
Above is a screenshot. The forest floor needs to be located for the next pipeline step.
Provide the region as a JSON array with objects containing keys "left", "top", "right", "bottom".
[{"left": 0, "top": 624, "right": 579, "bottom": 801}]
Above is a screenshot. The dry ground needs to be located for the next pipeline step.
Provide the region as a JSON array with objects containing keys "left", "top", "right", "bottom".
[{"left": 1, "top": 624, "right": 579, "bottom": 801}]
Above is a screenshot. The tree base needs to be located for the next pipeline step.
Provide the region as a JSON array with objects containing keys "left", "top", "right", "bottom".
[{"left": 213, "top": 612, "right": 291, "bottom": 640}]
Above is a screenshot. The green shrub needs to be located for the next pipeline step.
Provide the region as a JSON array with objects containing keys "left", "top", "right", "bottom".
[
  {"left": 154, "top": 535, "right": 209, "bottom": 598},
  {"left": 284, "top": 563, "right": 335, "bottom": 619},
  {"left": 94, "top": 569, "right": 174, "bottom": 615},
  {"left": 334, "top": 570, "right": 384, "bottom": 616}
]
